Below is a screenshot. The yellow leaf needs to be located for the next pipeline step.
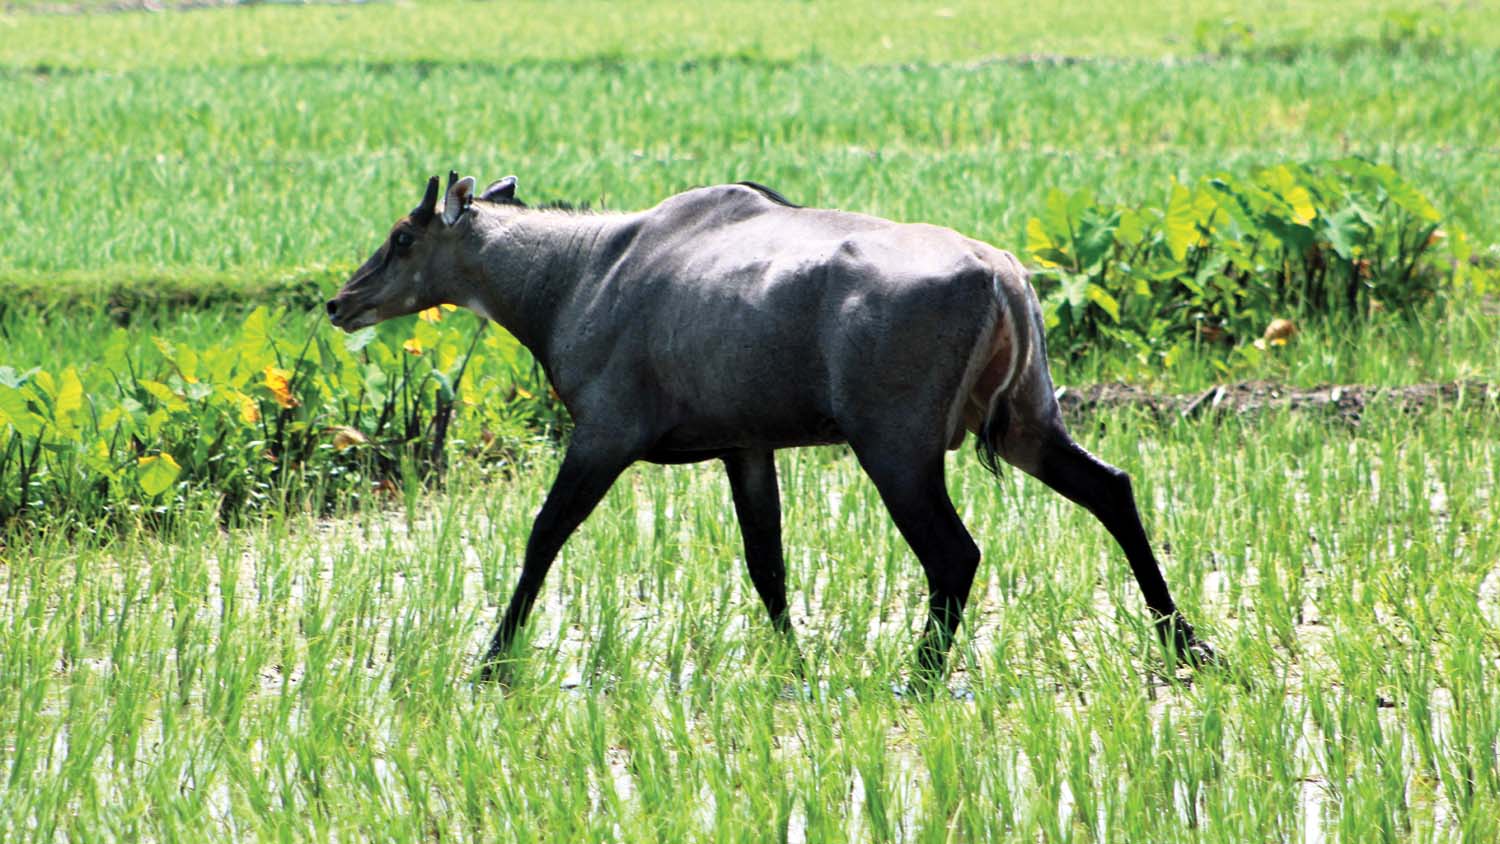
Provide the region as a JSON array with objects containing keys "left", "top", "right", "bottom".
[
  {"left": 1286, "top": 186, "right": 1316, "bottom": 226},
  {"left": 403, "top": 337, "right": 425, "bottom": 356},
  {"left": 515, "top": 386, "right": 534, "bottom": 400},
  {"left": 1263, "top": 318, "right": 1297, "bottom": 343},
  {"left": 262, "top": 365, "right": 299, "bottom": 409},
  {"left": 236, "top": 391, "right": 261, "bottom": 424},
  {"left": 137, "top": 453, "right": 181, "bottom": 497},
  {"left": 1164, "top": 181, "right": 1196, "bottom": 262},
  {"left": 1024, "top": 216, "right": 1054, "bottom": 250},
  {"left": 32, "top": 370, "right": 56, "bottom": 400},
  {"left": 140, "top": 379, "right": 188, "bottom": 411},
  {"left": 328, "top": 425, "right": 369, "bottom": 451},
  {"left": 55, "top": 367, "right": 84, "bottom": 432},
  {"left": 418, "top": 306, "right": 443, "bottom": 323}
]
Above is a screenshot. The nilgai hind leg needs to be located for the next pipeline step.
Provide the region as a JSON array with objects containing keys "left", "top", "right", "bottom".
[
  {"left": 850, "top": 441, "right": 983, "bottom": 691},
  {"left": 995, "top": 413, "right": 1218, "bottom": 667}
]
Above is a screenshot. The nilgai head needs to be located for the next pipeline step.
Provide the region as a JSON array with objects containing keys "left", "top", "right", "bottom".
[{"left": 326, "top": 171, "right": 519, "bottom": 331}]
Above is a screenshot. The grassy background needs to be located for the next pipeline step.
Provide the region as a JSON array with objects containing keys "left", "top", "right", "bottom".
[
  {"left": 3, "top": 0, "right": 1497, "bottom": 384},
  {"left": 2, "top": 0, "right": 1497, "bottom": 291},
  {"left": 2, "top": 1, "right": 1498, "bottom": 840},
  {"left": 6, "top": 0, "right": 1498, "bottom": 67}
]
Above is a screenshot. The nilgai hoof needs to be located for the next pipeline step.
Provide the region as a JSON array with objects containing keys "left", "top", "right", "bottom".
[
  {"left": 474, "top": 658, "right": 514, "bottom": 688},
  {"left": 1180, "top": 638, "right": 1221, "bottom": 669},
  {"left": 1158, "top": 615, "right": 1222, "bottom": 670}
]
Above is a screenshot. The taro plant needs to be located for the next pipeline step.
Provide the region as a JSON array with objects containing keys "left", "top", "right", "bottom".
[
  {"left": 1026, "top": 158, "right": 1455, "bottom": 367},
  {"left": 0, "top": 305, "right": 563, "bottom": 532}
]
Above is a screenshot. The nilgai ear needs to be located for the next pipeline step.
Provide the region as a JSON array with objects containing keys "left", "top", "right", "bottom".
[
  {"left": 480, "top": 176, "right": 518, "bottom": 203},
  {"left": 442, "top": 175, "right": 477, "bottom": 226},
  {"left": 411, "top": 175, "right": 441, "bottom": 225}
]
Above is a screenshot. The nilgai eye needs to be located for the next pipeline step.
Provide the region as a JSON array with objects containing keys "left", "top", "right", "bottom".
[{"left": 394, "top": 231, "right": 414, "bottom": 249}]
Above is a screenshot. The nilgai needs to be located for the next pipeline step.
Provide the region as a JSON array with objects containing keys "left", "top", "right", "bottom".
[{"left": 327, "top": 173, "right": 1216, "bottom": 684}]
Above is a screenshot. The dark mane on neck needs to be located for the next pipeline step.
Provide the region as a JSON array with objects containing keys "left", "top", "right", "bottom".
[
  {"left": 536, "top": 198, "right": 593, "bottom": 213},
  {"left": 736, "top": 181, "right": 802, "bottom": 208}
]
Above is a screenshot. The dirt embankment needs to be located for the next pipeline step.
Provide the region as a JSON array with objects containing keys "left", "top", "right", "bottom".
[{"left": 1056, "top": 380, "right": 1496, "bottom": 425}]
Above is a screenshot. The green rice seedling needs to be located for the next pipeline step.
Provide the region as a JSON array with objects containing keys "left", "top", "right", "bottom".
[{"left": 4, "top": 401, "right": 1494, "bottom": 840}]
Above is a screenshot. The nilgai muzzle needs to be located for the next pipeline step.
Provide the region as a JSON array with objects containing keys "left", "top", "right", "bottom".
[{"left": 328, "top": 172, "right": 1217, "bottom": 684}]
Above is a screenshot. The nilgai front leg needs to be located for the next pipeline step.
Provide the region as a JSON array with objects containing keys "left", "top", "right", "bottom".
[
  {"left": 722, "top": 449, "right": 811, "bottom": 680},
  {"left": 722, "top": 449, "right": 794, "bottom": 635},
  {"left": 479, "top": 433, "right": 636, "bottom": 682}
]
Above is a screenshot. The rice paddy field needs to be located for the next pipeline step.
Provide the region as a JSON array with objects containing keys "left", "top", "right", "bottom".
[{"left": 2, "top": 0, "right": 1499, "bottom": 840}]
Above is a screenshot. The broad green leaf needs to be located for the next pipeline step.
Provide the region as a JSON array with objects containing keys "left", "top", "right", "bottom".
[
  {"left": 137, "top": 453, "right": 181, "bottom": 497},
  {"left": 237, "top": 305, "right": 286, "bottom": 368},
  {"left": 99, "top": 406, "right": 125, "bottom": 432},
  {"left": 54, "top": 367, "right": 85, "bottom": 434},
  {"left": 1259, "top": 164, "right": 1318, "bottom": 225},
  {"left": 1333, "top": 157, "right": 1440, "bottom": 222},
  {"left": 437, "top": 342, "right": 460, "bottom": 374},
  {"left": 344, "top": 326, "right": 377, "bottom": 354},
  {"left": 1025, "top": 217, "right": 1058, "bottom": 261},
  {"left": 103, "top": 330, "right": 131, "bottom": 373},
  {"left": 140, "top": 380, "right": 172, "bottom": 402},
  {"left": 177, "top": 345, "right": 200, "bottom": 383},
  {"left": 31, "top": 370, "right": 57, "bottom": 402},
  {"left": 0, "top": 366, "right": 38, "bottom": 389},
  {"left": 432, "top": 371, "right": 455, "bottom": 403},
  {"left": 1384, "top": 176, "right": 1441, "bottom": 222},
  {"left": 1059, "top": 272, "right": 1090, "bottom": 311},
  {"left": 1285, "top": 185, "right": 1316, "bottom": 226},
  {"left": 241, "top": 306, "right": 272, "bottom": 349},
  {"left": 201, "top": 345, "right": 236, "bottom": 386},
  {"left": 145, "top": 408, "right": 170, "bottom": 437},
  {"left": 1075, "top": 208, "right": 1121, "bottom": 271},
  {"left": 140, "top": 380, "right": 188, "bottom": 412},
  {"left": 1164, "top": 183, "right": 1196, "bottom": 262},
  {"left": 412, "top": 317, "right": 442, "bottom": 350},
  {"left": 1324, "top": 206, "right": 1368, "bottom": 260},
  {"left": 0, "top": 386, "right": 44, "bottom": 437},
  {"left": 1116, "top": 208, "right": 1145, "bottom": 246},
  {"left": 1040, "top": 188, "right": 1072, "bottom": 241},
  {"left": 84, "top": 438, "right": 117, "bottom": 477},
  {"left": 1085, "top": 283, "right": 1121, "bottom": 322},
  {"left": 1039, "top": 297, "right": 1062, "bottom": 331},
  {"left": 1065, "top": 189, "right": 1095, "bottom": 229},
  {"left": 1206, "top": 177, "right": 1260, "bottom": 233}
]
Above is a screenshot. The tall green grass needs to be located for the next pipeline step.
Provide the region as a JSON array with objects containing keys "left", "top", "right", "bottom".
[
  {"left": 1, "top": 3, "right": 1497, "bottom": 291},
  {"left": 6, "top": 0, "right": 1496, "bottom": 69},
  {"left": 3, "top": 405, "right": 1496, "bottom": 840}
]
